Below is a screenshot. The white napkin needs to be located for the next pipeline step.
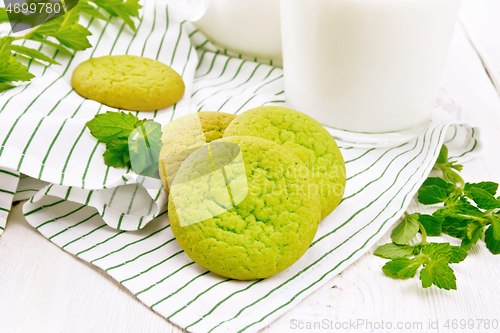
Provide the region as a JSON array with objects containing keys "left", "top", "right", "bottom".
[{"left": 0, "top": 1, "right": 482, "bottom": 332}]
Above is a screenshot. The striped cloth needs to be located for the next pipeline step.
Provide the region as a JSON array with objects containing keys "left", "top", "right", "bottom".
[{"left": 0, "top": 1, "right": 481, "bottom": 332}]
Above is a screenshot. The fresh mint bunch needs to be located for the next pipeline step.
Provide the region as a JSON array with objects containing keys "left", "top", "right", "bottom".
[
  {"left": 86, "top": 111, "right": 163, "bottom": 178},
  {"left": 0, "top": 0, "right": 141, "bottom": 92},
  {"left": 375, "top": 145, "right": 500, "bottom": 290}
]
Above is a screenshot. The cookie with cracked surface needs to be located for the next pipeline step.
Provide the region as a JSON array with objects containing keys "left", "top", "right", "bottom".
[
  {"left": 224, "top": 106, "right": 346, "bottom": 219},
  {"left": 159, "top": 112, "right": 237, "bottom": 191},
  {"left": 168, "top": 136, "right": 321, "bottom": 280},
  {"left": 71, "top": 55, "right": 185, "bottom": 111}
]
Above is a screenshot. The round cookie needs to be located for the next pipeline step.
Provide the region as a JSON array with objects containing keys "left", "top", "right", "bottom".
[
  {"left": 224, "top": 106, "right": 346, "bottom": 219},
  {"left": 168, "top": 136, "right": 321, "bottom": 280},
  {"left": 159, "top": 112, "right": 237, "bottom": 191},
  {"left": 71, "top": 55, "right": 185, "bottom": 111}
]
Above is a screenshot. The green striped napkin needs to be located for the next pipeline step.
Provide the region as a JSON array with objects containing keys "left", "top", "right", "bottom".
[{"left": 0, "top": 1, "right": 481, "bottom": 332}]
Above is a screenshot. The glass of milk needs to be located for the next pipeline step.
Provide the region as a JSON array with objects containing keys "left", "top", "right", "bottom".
[{"left": 280, "top": 0, "right": 461, "bottom": 147}]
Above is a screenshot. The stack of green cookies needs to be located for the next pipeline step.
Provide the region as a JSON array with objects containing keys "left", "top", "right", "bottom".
[{"left": 160, "top": 107, "right": 346, "bottom": 280}]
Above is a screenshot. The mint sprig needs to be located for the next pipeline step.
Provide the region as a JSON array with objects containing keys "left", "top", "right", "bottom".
[
  {"left": 0, "top": 0, "right": 141, "bottom": 92},
  {"left": 86, "top": 111, "right": 162, "bottom": 178},
  {"left": 375, "top": 145, "right": 499, "bottom": 290}
]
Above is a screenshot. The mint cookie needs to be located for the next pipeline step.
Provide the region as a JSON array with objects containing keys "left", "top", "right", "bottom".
[
  {"left": 168, "top": 136, "right": 321, "bottom": 280},
  {"left": 72, "top": 55, "right": 185, "bottom": 111},
  {"left": 224, "top": 106, "right": 346, "bottom": 219},
  {"left": 159, "top": 112, "right": 236, "bottom": 191}
]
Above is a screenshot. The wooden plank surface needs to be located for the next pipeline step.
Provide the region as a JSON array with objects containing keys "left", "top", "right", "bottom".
[
  {"left": 1, "top": 16, "right": 500, "bottom": 333},
  {"left": 460, "top": 0, "right": 500, "bottom": 94}
]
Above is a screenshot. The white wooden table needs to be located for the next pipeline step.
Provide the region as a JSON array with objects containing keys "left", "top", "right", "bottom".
[{"left": 1, "top": 1, "right": 500, "bottom": 332}]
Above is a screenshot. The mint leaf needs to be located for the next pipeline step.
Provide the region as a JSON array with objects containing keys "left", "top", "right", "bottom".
[
  {"left": 91, "top": 0, "right": 141, "bottom": 31},
  {"left": 449, "top": 246, "right": 468, "bottom": 264},
  {"left": 10, "top": 45, "right": 60, "bottom": 65},
  {"left": 76, "top": 1, "right": 110, "bottom": 21},
  {"left": 382, "top": 258, "right": 423, "bottom": 279},
  {"left": 485, "top": 224, "right": 500, "bottom": 255},
  {"left": 441, "top": 216, "right": 468, "bottom": 239},
  {"left": 417, "top": 214, "right": 442, "bottom": 236},
  {"left": 431, "top": 262, "right": 457, "bottom": 290},
  {"left": 418, "top": 185, "right": 448, "bottom": 205},
  {"left": 490, "top": 215, "right": 500, "bottom": 240},
  {"left": 465, "top": 182, "right": 499, "bottom": 196},
  {"left": 436, "top": 145, "right": 449, "bottom": 165},
  {"left": 420, "top": 260, "right": 457, "bottom": 290},
  {"left": 397, "top": 257, "right": 426, "bottom": 278},
  {"left": 103, "top": 140, "right": 130, "bottom": 168},
  {"left": 461, "top": 225, "right": 484, "bottom": 251},
  {"left": 27, "top": 34, "right": 73, "bottom": 55},
  {"left": 465, "top": 187, "right": 500, "bottom": 210},
  {"left": 0, "top": 8, "right": 9, "bottom": 23},
  {"left": 374, "top": 243, "right": 417, "bottom": 259},
  {"left": 0, "top": 82, "right": 15, "bottom": 92},
  {"left": 52, "top": 10, "right": 92, "bottom": 50},
  {"left": 423, "top": 242, "right": 452, "bottom": 262},
  {"left": 86, "top": 111, "right": 140, "bottom": 143},
  {"left": 128, "top": 120, "right": 162, "bottom": 177},
  {"left": 391, "top": 213, "right": 420, "bottom": 244},
  {"left": 422, "top": 177, "right": 456, "bottom": 194},
  {"left": 35, "top": 10, "right": 92, "bottom": 51},
  {"left": 0, "top": 52, "right": 35, "bottom": 83}
]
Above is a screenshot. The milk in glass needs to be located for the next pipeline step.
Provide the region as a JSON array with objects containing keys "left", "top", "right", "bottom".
[{"left": 281, "top": 0, "right": 461, "bottom": 133}]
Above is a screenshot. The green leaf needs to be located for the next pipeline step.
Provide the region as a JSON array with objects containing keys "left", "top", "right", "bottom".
[
  {"left": 418, "top": 185, "right": 448, "bottom": 205},
  {"left": 35, "top": 10, "right": 92, "bottom": 51},
  {"left": 90, "top": 0, "right": 141, "bottom": 31},
  {"left": 438, "top": 197, "right": 486, "bottom": 223},
  {"left": 491, "top": 215, "right": 500, "bottom": 240},
  {"left": 53, "top": 10, "right": 92, "bottom": 50},
  {"left": 420, "top": 260, "right": 457, "bottom": 290},
  {"left": 103, "top": 140, "right": 130, "bottom": 168},
  {"left": 391, "top": 213, "right": 420, "bottom": 244},
  {"left": 436, "top": 145, "right": 448, "bottom": 164},
  {"left": 34, "top": 13, "right": 64, "bottom": 35},
  {"left": 0, "top": 8, "right": 9, "bottom": 23},
  {"left": 485, "top": 224, "right": 500, "bottom": 255},
  {"left": 374, "top": 243, "right": 417, "bottom": 259},
  {"left": 86, "top": 111, "right": 140, "bottom": 143},
  {"left": 465, "top": 187, "right": 500, "bottom": 210},
  {"left": 417, "top": 214, "right": 442, "bottom": 236},
  {"left": 0, "top": 82, "right": 15, "bottom": 92},
  {"left": 10, "top": 45, "right": 60, "bottom": 65},
  {"left": 27, "top": 34, "right": 74, "bottom": 56},
  {"left": 419, "top": 262, "right": 433, "bottom": 288},
  {"left": 76, "top": 1, "right": 110, "bottom": 21},
  {"left": 449, "top": 246, "right": 468, "bottom": 264},
  {"left": 464, "top": 182, "right": 499, "bottom": 196},
  {"left": 441, "top": 216, "right": 469, "bottom": 239},
  {"left": 382, "top": 258, "right": 424, "bottom": 279},
  {"left": 461, "top": 226, "right": 484, "bottom": 251},
  {"left": 423, "top": 242, "right": 452, "bottom": 262},
  {"left": 397, "top": 257, "right": 426, "bottom": 278},
  {"left": 128, "top": 120, "right": 162, "bottom": 177},
  {"left": 422, "top": 177, "right": 456, "bottom": 194},
  {"left": 0, "top": 52, "right": 35, "bottom": 83}
]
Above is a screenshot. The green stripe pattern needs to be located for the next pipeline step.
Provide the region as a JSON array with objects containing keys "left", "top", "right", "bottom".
[{"left": 0, "top": 167, "right": 20, "bottom": 234}]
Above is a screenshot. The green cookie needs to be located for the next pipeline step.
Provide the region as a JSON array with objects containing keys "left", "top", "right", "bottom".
[
  {"left": 72, "top": 55, "right": 185, "bottom": 111},
  {"left": 159, "top": 112, "right": 237, "bottom": 192},
  {"left": 168, "top": 136, "right": 321, "bottom": 280},
  {"left": 224, "top": 106, "right": 346, "bottom": 219}
]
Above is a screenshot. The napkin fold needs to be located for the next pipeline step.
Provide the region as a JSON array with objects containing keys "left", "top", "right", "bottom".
[{"left": 0, "top": 1, "right": 482, "bottom": 332}]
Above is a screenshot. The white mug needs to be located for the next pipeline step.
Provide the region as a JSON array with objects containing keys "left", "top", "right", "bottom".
[{"left": 174, "top": 0, "right": 282, "bottom": 61}]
